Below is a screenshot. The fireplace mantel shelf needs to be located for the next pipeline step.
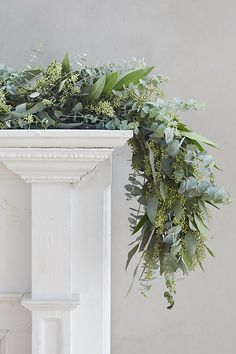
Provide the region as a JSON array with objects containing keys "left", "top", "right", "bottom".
[
  {"left": 0, "top": 130, "right": 133, "bottom": 183},
  {"left": 0, "top": 129, "right": 132, "bottom": 148}
]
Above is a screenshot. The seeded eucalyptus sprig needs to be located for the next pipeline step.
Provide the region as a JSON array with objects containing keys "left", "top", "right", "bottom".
[{"left": 0, "top": 55, "right": 231, "bottom": 308}]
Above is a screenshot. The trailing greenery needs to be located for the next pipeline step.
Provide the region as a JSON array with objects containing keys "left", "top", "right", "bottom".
[{"left": 0, "top": 55, "right": 231, "bottom": 309}]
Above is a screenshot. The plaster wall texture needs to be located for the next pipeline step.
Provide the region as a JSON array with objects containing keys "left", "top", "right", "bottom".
[{"left": 0, "top": 1, "right": 235, "bottom": 353}]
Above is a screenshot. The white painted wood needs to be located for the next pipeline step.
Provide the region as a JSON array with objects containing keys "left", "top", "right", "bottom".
[
  {"left": 43, "top": 319, "right": 61, "bottom": 354},
  {"left": 0, "top": 130, "right": 132, "bottom": 354},
  {"left": 0, "top": 294, "right": 23, "bottom": 304},
  {"left": 32, "top": 311, "right": 71, "bottom": 354},
  {"left": 0, "top": 330, "right": 8, "bottom": 354},
  {"left": 22, "top": 294, "right": 79, "bottom": 311},
  {"left": 0, "top": 130, "right": 132, "bottom": 148},
  {"left": 71, "top": 157, "right": 112, "bottom": 354},
  {"left": 0, "top": 148, "right": 112, "bottom": 183},
  {"left": 0, "top": 293, "right": 31, "bottom": 354},
  {"left": 31, "top": 183, "right": 72, "bottom": 300},
  {"left": 103, "top": 185, "right": 112, "bottom": 354},
  {"left": 0, "top": 170, "right": 31, "bottom": 294}
]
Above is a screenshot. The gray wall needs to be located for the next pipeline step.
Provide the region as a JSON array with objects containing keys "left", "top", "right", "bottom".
[{"left": 1, "top": 1, "right": 235, "bottom": 353}]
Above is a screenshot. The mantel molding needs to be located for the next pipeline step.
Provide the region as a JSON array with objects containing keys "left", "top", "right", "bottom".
[
  {"left": 0, "top": 130, "right": 133, "bottom": 183},
  {"left": 0, "top": 293, "right": 23, "bottom": 304},
  {"left": 21, "top": 294, "right": 79, "bottom": 312},
  {"left": 0, "top": 147, "right": 112, "bottom": 183}
]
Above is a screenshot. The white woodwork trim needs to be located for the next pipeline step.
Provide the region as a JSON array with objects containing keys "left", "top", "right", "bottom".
[
  {"left": 0, "top": 163, "right": 19, "bottom": 179},
  {"left": 0, "top": 130, "right": 133, "bottom": 184},
  {"left": 21, "top": 294, "right": 79, "bottom": 312},
  {"left": 0, "top": 130, "right": 133, "bottom": 148},
  {"left": 102, "top": 184, "right": 112, "bottom": 354},
  {"left": 0, "top": 293, "right": 23, "bottom": 304},
  {"left": 30, "top": 182, "right": 73, "bottom": 300},
  {"left": 0, "top": 148, "right": 112, "bottom": 183},
  {"left": 32, "top": 311, "right": 71, "bottom": 354},
  {"left": 0, "top": 330, "right": 8, "bottom": 354}
]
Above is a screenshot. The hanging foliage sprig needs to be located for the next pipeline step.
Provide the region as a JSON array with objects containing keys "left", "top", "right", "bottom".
[{"left": 0, "top": 55, "right": 231, "bottom": 308}]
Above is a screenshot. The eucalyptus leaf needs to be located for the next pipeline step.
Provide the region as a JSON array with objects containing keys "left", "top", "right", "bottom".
[
  {"left": 194, "top": 213, "right": 208, "bottom": 236},
  {"left": 16, "top": 103, "right": 26, "bottom": 113},
  {"left": 72, "top": 102, "right": 83, "bottom": 113},
  {"left": 103, "top": 71, "right": 118, "bottom": 94},
  {"left": 154, "top": 123, "right": 166, "bottom": 138},
  {"left": 54, "top": 110, "right": 63, "bottom": 118},
  {"left": 114, "top": 66, "right": 154, "bottom": 90},
  {"left": 58, "top": 79, "right": 67, "bottom": 92},
  {"left": 139, "top": 222, "right": 154, "bottom": 252},
  {"left": 132, "top": 214, "right": 148, "bottom": 235},
  {"left": 13, "top": 68, "right": 41, "bottom": 87},
  {"left": 178, "top": 259, "right": 189, "bottom": 276},
  {"left": 29, "top": 92, "right": 40, "bottom": 98},
  {"left": 166, "top": 140, "right": 180, "bottom": 157},
  {"left": 181, "top": 131, "right": 218, "bottom": 149},
  {"left": 182, "top": 251, "right": 193, "bottom": 271},
  {"left": 89, "top": 75, "right": 106, "bottom": 101},
  {"left": 205, "top": 245, "right": 215, "bottom": 257},
  {"left": 146, "top": 195, "right": 158, "bottom": 225},
  {"left": 163, "top": 254, "right": 178, "bottom": 273},
  {"left": 62, "top": 53, "right": 71, "bottom": 73},
  {"left": 125, "top": 244, "right": 139, "bottom": 270},
  {"left": 198, "top": 200, "right": 210, "bottom": 225},
  {"left": 173, "top": 200, "right": 182, "bottom": 220},
  {"left": 5, "top": 120, "right": 12, "bottom": 128},
  {"left": 148, "top": 145, "right": 156, "bottom": 184},
  {"left": 28, "top": 102, "right": 45, "bottom": 114},
  {"left": 196, "top": 256, "right": 205, "bottom": 272},
  {"left": 185, "top": 231, "right": 197, "bottom": 258},
  {"left": 178, "top": 180, "right": 186, "bottom": 194},
  {"left": 164, "top": 126, "right": 174, "bottom": 143},
  {"left": 160, "top": 180, "right": 166, "bottom": 201},
  {"left": 0, "top": 114, "right": 11, "bottom": 124},
  {"left": 126, "top": 262, "right": 140, "bottom": 295},
  {"left": 161, "top": 158, "right": 173, "bottom": 178},
  {"left": 57, "top": 122, "right": 83, "bottom": 128}
]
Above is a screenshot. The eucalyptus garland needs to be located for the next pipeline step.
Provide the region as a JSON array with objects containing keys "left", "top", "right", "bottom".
[{"left": 0, "top": 55, "right": 231, "bottom": 309}]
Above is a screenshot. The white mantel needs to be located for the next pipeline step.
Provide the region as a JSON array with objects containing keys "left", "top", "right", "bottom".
[{"left": 0, "top": 130, "right": 132, "bottom": 354}]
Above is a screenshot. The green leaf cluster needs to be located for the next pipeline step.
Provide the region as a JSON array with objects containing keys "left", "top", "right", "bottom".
[{"left": 0, "top": 54, "right": 231, "bottom": 309}]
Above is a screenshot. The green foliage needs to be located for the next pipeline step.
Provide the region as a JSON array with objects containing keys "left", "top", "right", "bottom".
[
  {"left": 62, "top": 53, "right": 71, "bottom": 74},
  {"left": 103, "top": 71, "right": 119, "bottom": 95},
  {"left": 89, "top": 75, "right": 106, "bottom": 101},
  {"left": 0, "top": 54, "right": 231, "bottom": 308},
  {"left": 114, "top": 66, "right": 154, "bottom": 90}
]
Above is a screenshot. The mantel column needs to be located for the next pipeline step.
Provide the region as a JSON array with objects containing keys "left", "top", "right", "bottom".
[{"left": 31, "top": 183, "right": 72, "bottom": 300}]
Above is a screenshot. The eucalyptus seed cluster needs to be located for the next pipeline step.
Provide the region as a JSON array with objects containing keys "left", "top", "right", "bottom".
[
  {"left": 42, "top": 99, "right": 53, "bottom": 106},
  {"left": 110, "top": 96, "right": 121, "bottom": 108},
  {"left": 59, "top": 79, "right": 81, "bottom": 103},
  {"left": 23, "top": 113, "right": 34, "bottom": 124},
  {"left": 89, "top": 100, "right": 115, "bottom": 117},
  {"left": 126, "top": 87, "right": 150, "bottom": 106},
  {"left": 0, "top": 90, "right": 11, "bottom": 113},
  {"left": 35, "top": 61, "right": 62, "bottom": 92}
]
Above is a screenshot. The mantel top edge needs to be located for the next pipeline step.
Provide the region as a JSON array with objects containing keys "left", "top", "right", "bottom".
[{"left": 0, "top": 129, "right": 133, "bottom": 148}]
